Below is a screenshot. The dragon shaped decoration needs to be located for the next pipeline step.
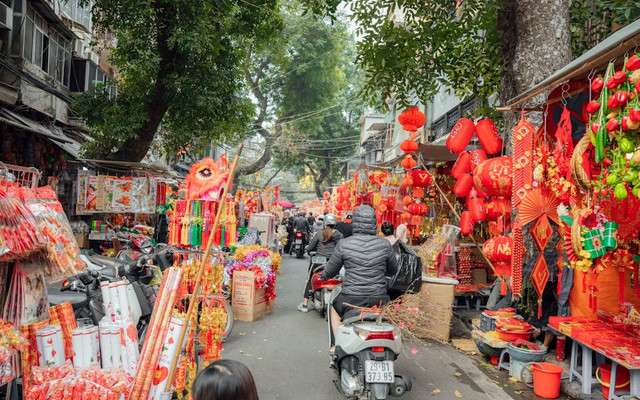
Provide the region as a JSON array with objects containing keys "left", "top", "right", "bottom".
[{"left": 185, "top": 158, "right": 230, "bottom": 201}]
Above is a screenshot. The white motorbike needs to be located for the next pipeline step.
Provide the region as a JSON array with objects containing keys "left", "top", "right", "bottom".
[{"left": 328, "top": 286, "right": 412, "bottom": 400}]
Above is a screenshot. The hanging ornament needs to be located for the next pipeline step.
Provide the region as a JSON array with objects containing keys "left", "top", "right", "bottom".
[
  {"left": 407, "top": 202, "right": 429, "bottom": 216},
  {"left": 468, "top": 197, "right": 486, "bottom": 222},
  {"left": 452, "top": 151, "right": 472, "bottom": 179},
  {"left": 531, "top": 215, "right": 553, "bottom": 252},
  {"left": 401, "top": 155, "right": 417, "bottom": 170},
  {"left": 512, "top": 114, "right": 535, "bottom": 207},
  {"left": 323, "top": 191, "right": 330, "bottom": 199},
  {"left": 460, "top": 211, "right": 474, "bottom": 235},
  {"left": 446, "top": 118, "right": 475, "bottom": 154},
  {"left": 531, "top": 254, "right": 550, "bottom": 318},
  {"left": 469, "top": 149, "right": 488, "bottom": 169},
  {"left": 485, "top": 197, "right": 511, "bottom": 221},
  {"left": 453, "top": 174, "right": 473, "bottom": 197},
  {"left": 412, "top": 187, "right": 424, "bottom": 199},
  {"left": 402, "top": 174, "right": 414, "bottom": 187},
  {"left": 400, "top": 139, "right": 419, "bottom": 154},
  {"left": 475, "top": 118, "right": 504, "bottom": 155},
  {"left": 511, "top": 219, "right": 524, "bottom": 296},
  {"left": 408, "top": 169, "right": 432, "bottom": 187},
  {"left": 398, "top": 107, "right": 426, "bottom": 133},
  {"left": 402, "top": 195, "right": 413, "bottom": 206},
  {"left": 473, "top": 156, "right": 512, "bottom": 197}
]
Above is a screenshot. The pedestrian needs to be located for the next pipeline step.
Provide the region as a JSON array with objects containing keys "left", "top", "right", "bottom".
[
  {"left": 192, "top": 359, "right": 259, "bottom": 400},
  {"left": 335, "top": 215, "right": 353, "bottom": 238},
  {"left": 380, "top": 221, "right": 397, "bottom": 245},
  {"left": 307, "top": 212, "right": 315, "bottom": 225},
  {"left": 395, "top": 223, "right": 408, "bottom": 244}
]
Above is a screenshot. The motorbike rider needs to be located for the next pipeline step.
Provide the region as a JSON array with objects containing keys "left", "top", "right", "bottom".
[
  {"left": 312, "top": 215, "right": 325, "bottom": 235},
  {"left": 298, "top": 214, "right": 343, "bottom": 312},
  {"left": 321, "top": 205, "right": 398, "bottom": 340},
  {"left": 293, "top": 211, "right": 311, "bottom": 250}
]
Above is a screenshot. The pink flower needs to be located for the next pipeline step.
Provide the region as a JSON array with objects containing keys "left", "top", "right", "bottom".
[
  {"left": 413, "top": 307, "right": 420, "bottom": 313},
  {"left": 394, "top": 303, "right": 401, "bottom": 309},
  {"left": 398, "top": 322, "right": 405, "bottom": 329},
  {"left": 423, "top": 289, "right": 429, "bottom": 294},
  {"left": 411, "top": 348, "right": 419, "bottom": 355}
]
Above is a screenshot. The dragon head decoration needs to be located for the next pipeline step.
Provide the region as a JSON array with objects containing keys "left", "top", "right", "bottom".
[{"left": 185, "top": 158, "right": 230, "bottom": 201}]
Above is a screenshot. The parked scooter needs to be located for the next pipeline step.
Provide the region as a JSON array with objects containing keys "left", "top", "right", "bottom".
[
  {"left": 309, "top": 255, "right": 342, "bottom": 318},
  {"left": 328, "top": 286, "right": 412, "bottom": 400}
]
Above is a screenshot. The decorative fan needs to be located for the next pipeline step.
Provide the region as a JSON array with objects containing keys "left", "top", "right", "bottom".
[{"left": 519, "top": 189, "right": 560, "bottom": 226}]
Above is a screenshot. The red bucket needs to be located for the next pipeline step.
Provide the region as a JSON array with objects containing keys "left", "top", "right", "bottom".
[
  {"left": 596, "top": 364, "right": 630, "bottom": 399},
  {"left": 531, "top": 362, "right": 563, "bottom": 399}
]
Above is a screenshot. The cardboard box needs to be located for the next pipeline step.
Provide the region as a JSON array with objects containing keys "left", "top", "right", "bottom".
[
  {"left": 415, "top": 281, "right": 455, "bottom": 341},
  {"left": 232, "top": 270, "right": 272, "bottom": 322},
  {"left": 471, "top": 269, "right": 487, "bottom": 285},
  {"left": 74, "top": 234, "right": 89, "bottom": 248}
]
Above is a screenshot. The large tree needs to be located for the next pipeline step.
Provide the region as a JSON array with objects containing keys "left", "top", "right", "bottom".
[{"left": 73, "top": 0, "right": 282, "bottom": 161}]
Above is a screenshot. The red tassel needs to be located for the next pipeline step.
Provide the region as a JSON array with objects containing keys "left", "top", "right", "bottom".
[
  {"left": 592, "top": 294, "right": 597, "bottom": 313},
  {"left": 589, "top": 292, "right": 593, "bottom": 310},
  {"left": 538, "top": 303, "right": 542, "bottom": 319},
  {"left": 619, "top": 271, "right": 625, "bottom": 306},
  {"left": 557, "top": 271, "right": 563, "bottom": 296},
  {"left": 500, "top": 279, "right": 507, "bottom": 296},
  {"left": 582, "top": 274, "right": 587, "bottom": 293}
]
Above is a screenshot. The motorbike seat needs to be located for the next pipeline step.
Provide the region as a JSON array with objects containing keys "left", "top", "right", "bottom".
[
  {"left": 88, "top": 255, "right": 128, "bottom": 277},
  {"left": 312, "top": 265, "right": 326, "bottom": 274},
  {"left": 48, "top": 289, "right": 89, "bottom": 310},
  {"left": 342, "top": 310, "right": 387, "bottom": 326}
]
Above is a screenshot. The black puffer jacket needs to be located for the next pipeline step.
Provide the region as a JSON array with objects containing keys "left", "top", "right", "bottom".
[
  {"left": 321, "top": 205, "right": 398, "bottom": 296},
  {"left": 307, "top": 229, "right": 343, "bottom": 258}
]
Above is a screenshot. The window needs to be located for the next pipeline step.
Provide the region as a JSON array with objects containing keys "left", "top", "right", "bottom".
[
  {"left": 62, "top": 0, "right": 92, "bottom": 31},
  {"left": 24, "top": 16, "right": 33, "bottom": 62}
]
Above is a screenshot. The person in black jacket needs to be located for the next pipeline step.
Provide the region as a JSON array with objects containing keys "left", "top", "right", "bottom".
[
  {"left": 321, "top": 206, "right": 398, "bottom": 338},
  {"left": 334, "top": 215, "right": 353, "bottom": 238}
]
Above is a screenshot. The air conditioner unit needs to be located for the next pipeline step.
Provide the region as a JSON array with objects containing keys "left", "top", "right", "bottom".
[
  {"left": 89, "top": 51, "right": 99, "bottom": 65},
  {"left": 0, "top": 3, "right": 13, "bottom": 30}
]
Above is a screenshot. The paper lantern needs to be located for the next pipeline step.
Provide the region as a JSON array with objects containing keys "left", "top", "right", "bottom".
[
  {"left": 408, "top": 202, "right": 429, "bottom": 216},
  {"left": 460, "top": 211, "right": 474, "bottom": 235},
  {"left": 446, "top": 118, "right": 475, "bottom": 154},
  {"left": 402, "top": 195, "right": 413, "bottom": 205},
  {"left": 468, "top": 197, "right": 486, "bottom": 222},
  {"left": 470, "top": 149, "right": 488, "bottom": 168},
  {"left": 476, "top": 119, "right": 503, "bottom": 155},
  {"left": 451, "top": 151, "right": 472, "bottom": 179},
  {"left": 472, "top": 185, "right": 488, "bottom": 199},
  {"left": 483, "top": 235, "right": 513, "bottom": 276},
  {"left": 400, "top": 139, "right": 419, "bottom": 154},
  {"left": 401, "top": 155, "right": 417, "bottom": 170},
  {"left": 453, "top": 173, "right": 473, "bottom": 197},
  {"left": 412, "top": 187, "right": 424, "bottom": 198},
  {"left": 402, "top": 174, "right": 414, "bottom": 186},
  {"left": 473, "top": 157, "right": 512, "bottom": 197},
  {"left": 398, "top": 107, "right": 426, "bottom": 132},
  {"left": 401, "top": 212, "right": 411, "bottom": 222},
  {"left": 486, "top": 197, "right": 511, "bottom": 221},
  {"left": 323, "top": 191, "right": 330, "bottom": 199},
  {"left": 408, "top": 169, "right": 432, "bottom": 187}
]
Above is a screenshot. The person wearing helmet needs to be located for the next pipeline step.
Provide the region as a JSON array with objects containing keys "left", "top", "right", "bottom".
[
  {"left": 298, "top": 213, "right": 343, "bottom": 312},
  {"left": 321, "top": 205, "right": 398, "bottom": 337},
  {"left": 293, "top": 211, "right": 311, "bottom": 252},
  {"left": 312, "top": 215, "right": 325, "bottom": 235}
]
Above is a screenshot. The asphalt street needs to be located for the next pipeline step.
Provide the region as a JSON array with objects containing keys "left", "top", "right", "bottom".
[{"left": 221, "top": 255, "right": 515, "bottom": 400}]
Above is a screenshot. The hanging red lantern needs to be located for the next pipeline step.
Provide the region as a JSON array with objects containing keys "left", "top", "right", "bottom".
[
  {"left": 323, "top": 191, "right": 330, "bottom": 199},
  {"left": 476, "top": 118, "right": 504, "bottom": 155},
  {"left": 400, "top": 139, "right": 419, "bottom": 154},
  {"left": 412, "top": 187, "right": 425, "bottom": 198},
  {"left": 468, "top": 197, "right": 486, "bottom": 222},
  {"left": 470, "top": 149, "right": 488, "bottom": 169},
  {"left": 408, "top": 202, "right": 429, "bottom": 216},
  {"left": 446, "top": 118, "right": 475, "bottom": 154},
  {"left": 408, "top": 169, "right": 432, "bottom": 187},
  {"left": 398, "top": 107, "right": 426, "bottom": 132},
  {"left": 335, "top": 202, "right": 343, "bottom": 211},
  {"left": 460, "top": 211, "right": 474, "bottom": 235},
  {"left": 453, "top": 173, "right": 473, "bottom": 197},
  {"left": 402, "top": 174, "right": 414, "bottom": 187},
  {"left": 401, "top": 212, "right": 411, "bottom": 223},
  {"left": 483, "top": 236, "right": 513, "bottom": 277},
  {"left": 401, "top": 155, "right": 417, "bottom": 170},
  {"left": 485, "top": 197, "right": 511, "bottom": 221},
  {"left": 337, "top": 185, "right": 346, "bottom": 194},
  {"left": 472, "top": 185, "right": 488, "bottom": 199},
  {"left": 402, "top": 195, "right": 413, "bottom": 205},
  {"left": 473, "top": 157, "right": 512, "bottom": 197},
  {"left": 451, "top": 151, "right": 472, "bottom": 179}
]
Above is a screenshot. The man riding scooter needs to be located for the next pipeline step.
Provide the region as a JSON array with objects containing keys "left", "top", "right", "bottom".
[{"left": 292, "top": 210, "right": 311, "bottom": 257}]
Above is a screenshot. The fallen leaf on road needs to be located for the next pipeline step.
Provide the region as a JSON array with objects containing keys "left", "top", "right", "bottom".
[
  {"left": 263, "top": 339, "right": 268, "bottom": 342},
  {"left": 508, "top": 377, "right": 518, "bottom": 383},
  {"left": 432, "top": 389, "right": 440, "bottom": 394},
  {"left": 239, "top": 350, "right": 245, "bottom": 354},
  {"left": 239, "top": 332, "right": 246, "bottom": 336},
  {"left": 514, "top": 391, "right": 522, "bottom": 395},
  {"left": 257, "top": 357, "right": 263, "bottom": 360},
  {"left": 454, "top": 372, "right": 462, "bottom": 377},
  {"left": 454, "top": 390, "right": 462, "bottom": 398}
]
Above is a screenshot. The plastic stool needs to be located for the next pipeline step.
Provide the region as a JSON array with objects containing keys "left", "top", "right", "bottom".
[
  {"left": 497, "top": 348, "right": 510, "bottom": 374},
  {"left": 569, "top": 340, "right": 601, "bottom": 395}
]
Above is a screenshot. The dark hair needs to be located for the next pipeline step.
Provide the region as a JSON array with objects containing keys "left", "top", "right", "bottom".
[
  {"left": 192, "top": 359, "right": 259, "bottom": 400},
  {"left": 322, "top": 225, "right": 335, "bottom": 243},
  {"left": 381, "top": 221, "right": 394, "bottom": 236}
]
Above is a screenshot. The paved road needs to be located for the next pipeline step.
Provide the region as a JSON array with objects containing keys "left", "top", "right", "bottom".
[{"left": 221, "top": 255, "right": 514, "bottom": 400}]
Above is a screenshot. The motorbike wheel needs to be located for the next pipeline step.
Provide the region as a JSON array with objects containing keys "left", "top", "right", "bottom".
[
  {"left": 221, "top": 301, "right": 234, "bottom": 342},
  {"left": 296, "top": 247, "right": 304, "bottom": 259}
]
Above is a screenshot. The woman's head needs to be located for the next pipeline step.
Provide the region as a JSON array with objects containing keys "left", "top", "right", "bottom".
[
  {"left": 380, "top": 221, "right": 394, "bottom": 237},
  {"left": 192, "top": 359, "right": 259, "bottom": 400}
]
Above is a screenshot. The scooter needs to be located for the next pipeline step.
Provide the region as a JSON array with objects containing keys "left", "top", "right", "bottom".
[
  {"left": 328, "top": 286, "right": 412, "bottom": 400},
  {"left": 309, "top": 256, "right": 342, "bottom": 318},
  {"left": 292, "top": 230, "right": 306, "bottom": 259}
]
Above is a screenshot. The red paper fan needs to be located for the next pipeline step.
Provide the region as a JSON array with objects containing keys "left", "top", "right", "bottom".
[{"left": 519, "top": 189, "right": 560, "bottom": 226}]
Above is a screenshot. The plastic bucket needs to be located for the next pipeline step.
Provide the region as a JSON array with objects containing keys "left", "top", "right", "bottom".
[
  {"left": 596, "top": 364, "right": 630, "bottom": 399},
  {"left": 527, "top": 362, "right": 563, "bottom": 399}
]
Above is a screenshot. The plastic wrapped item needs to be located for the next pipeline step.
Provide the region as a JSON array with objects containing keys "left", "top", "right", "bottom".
[
  {"left": 0, "top": 188, "right": 46, "bottom": 261},
  {"left": 388, "top": 241, "right": 423, "bottom": 298}
]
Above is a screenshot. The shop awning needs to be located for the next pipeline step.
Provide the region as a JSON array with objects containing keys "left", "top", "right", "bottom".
[
  {"left": 79, "top": 159, "right": 181, "bottom": 178},
  {"left": 507, "top": 19, "right": 640, "bottom": 108},
  {"left": 415, "top": 143, "right": 460, "bottom": 163}
]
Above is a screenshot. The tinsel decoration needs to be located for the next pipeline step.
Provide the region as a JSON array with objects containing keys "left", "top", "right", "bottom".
[{"left": 512, "top": 113, "right": 535, "bottom": 207}]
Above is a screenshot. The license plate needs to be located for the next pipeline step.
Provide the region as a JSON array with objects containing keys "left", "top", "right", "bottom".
[
  {"left": 364, "top": 360, "right": 394, "bottom": 383},
  {"left": 295, "top": 240, "right": 302, "bottom": 244}
]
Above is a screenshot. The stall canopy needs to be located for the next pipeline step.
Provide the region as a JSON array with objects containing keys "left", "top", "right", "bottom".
[
  {"left": 78, "top": 159, "right": 180, "bottom": 178},
  {"left": 277, "top": 199, "right": 296, "bottom": 209},
  {"left": 507, "top": 19, "right": 640, "bottom": 108},
  {"left": 415, "top": 143, "right": 464, "bottom": 163}
]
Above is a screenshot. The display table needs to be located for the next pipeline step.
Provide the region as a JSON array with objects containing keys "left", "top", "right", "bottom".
[{"left": 454, "top": 284, "right": 491, "bottom": 311}]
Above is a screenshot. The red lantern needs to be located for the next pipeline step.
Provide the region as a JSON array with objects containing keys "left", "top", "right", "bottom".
[
  {"left": 485, "top": 197, "right": 511, "bottom": 221},
  {"left": 472, "top": 185, "right": 488, "bottom": 199},
  {"left": 451, "top": 151, "right": 471, "bottom": 179},
  {"left": 398, "top": 107, "right": 426, "bottom": 132},
  {"left": 412, "top": 187, "right": 424, "bottom": 198},
  {"left": 473, "top": 157, "right": 512, "bottom": 197},
  {"left": 400, "top": 139, "right": 419, "bottom": 154},
  {"left": 408, "top": 169, "right": 432, "bottom": 187},
  {"left": 408, "top": 202, "right": 429, "bottom": 216},
  {"left": 401, "top": 212, "right": 411, "bottom": 222},
  {"left": 460, "top": 211, "right": 474, "bottom": 235},
  {"left": 323, "top": 191, "right": 330, "bottom": 199},
  {"left": 470, "top": 149, "right": 488, "bottom": 168},
  {"left": 446, "top": 118, "right": 475, "bottom": 154},
  {"left": 402, "top": 174, "right": 414, "bottom": 187},
  {"left": 475, "top": 119, "right": 503, "bottom": 155},
  {"left": 468, "top": 197, "right": 486, "bottom": 222},
  {"left": 337, "top": 185, "right": 346, "bottom": 194},
  {"left": 483, "top": 236, "right": 513, "bottom": 276},
  {"left": 401, "top": 155, "right": 417, "bottom": 170},
  {"left": 402, "top": 195, "right": 413, "bottom": 205},
  {"left": 335, "top": 202, "right": 343, "bottom": 211},
  {"left": 453, "top": 173, "right": 473, "bottom": 197}
]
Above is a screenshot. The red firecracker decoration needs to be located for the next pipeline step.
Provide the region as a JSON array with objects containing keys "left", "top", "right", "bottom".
[
  {"left": 453, "top": 174, "right": 473, "bottom": 197},
  {"left": 451, "top": 151, "right": 472, "bottom": 179},
  {"left": 511, "top": 219, "right": 524, "bottom": 296},
  {"left": 398, "top": 107, "right": 426, "bottom": 133},
  {"left": 446, "top": 118, "right": 475, "bottom": 154},
  {"left": 400, "top": 139, "right": 419, "bottom": 154},
  {"left": 401, "top": 155, "right": 417, "bottom": 170},
  {"left": 475, "top": 118, "right": 503, "bottom": 154}
]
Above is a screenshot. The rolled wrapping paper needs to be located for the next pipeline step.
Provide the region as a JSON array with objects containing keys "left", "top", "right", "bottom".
[
  {"left": 99, "top": 319, "right": 122, "bottom": 369},
  {"left": 100, "top": 281, "right": 112, "bottom": 320},
  {"left": 49, "top": 302, "right": 77, "bottom": 360},
  {"left": 148, "top": 317, "right": 190, "bottom": 400},
  {"left": 107, "top": 280, "right": 140, "bottom": 375},
  {"left": 72, "top": 325, "right": 100, "bottom": 368},
  {"left": 126, "top": 283, "right": 143, "bottom": 325},
  {"left": 603, "top": 222, "right": 618, "bottom": 249},
  {"left": 35, "top": 325, "right": 65, "bottom": 367}
]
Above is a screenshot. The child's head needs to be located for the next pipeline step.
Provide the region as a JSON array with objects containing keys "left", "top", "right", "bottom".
[{"left": 192, "top": 360, "right": 259, "bottom": 400}]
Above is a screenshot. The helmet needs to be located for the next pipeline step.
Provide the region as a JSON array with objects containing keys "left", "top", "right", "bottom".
[
  {"left": 300, "top": 210, "right": 307, "bottom": 216},
  {"left": 318, "top": 215, "right": 324, "bottom": 222},
  {"left": 324, "top": 213, "right": 337, "bottom": 226}
]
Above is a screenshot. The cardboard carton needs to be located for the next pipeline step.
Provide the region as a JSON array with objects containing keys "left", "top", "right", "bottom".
[
  {"left": 74, "top": 234, "right": 89, "bottom": 249},
  {"left": 417, "top": 281, "right": 455, "bottom": 341},
  {"left": 232, "top": 270, "right": 272, "bottom": 322}
]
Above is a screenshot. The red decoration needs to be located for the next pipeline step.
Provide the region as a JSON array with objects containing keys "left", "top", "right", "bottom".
[
  {"left": 453, "top": 174, "right": 473, "bottom": 197},
  {"left": 470, "top": 149, "right": 488, "bottom": 169},
  {"left": 401, "top": 212, "right": 411, "bottom": 223},
  {"left": 512, "top": 114, "right": 535, "bottom": 207},
  {"left": 475, "top": 118, "right": 503, "bottom": 155},
  {"left": 446, "top": 118, "right": 475, "bottom": 154},
  {"left": 483, "top": 236, "right": 513, "bottom": 278},
  {"left": 323, "top": 191, "right": 330, "bottom": 199},
  {"left": 408, "top": 202, "right": 428, "bottom": 216},
  {"left": 400, "top": 139, "right": 418, "bottom": 154},
  {"left": 468, "top": 197, "right": 486, "bottom": 222},
  {"left": 511, "top": 220, "right": 524, "bottom": 296},
  {"left": 485, "top": 197, "right": 511, "bottom": 221},
  {"left": 401, "top": 155, "right": 417, "bottom": 170},
  {"left": 408, "top": 169, "right": 432, "bottom": 187},
  {"left": 531, "top": 255, "right": 550, "bottom": 318},
  {"left": 398, "top": 107, "right": 426, "bottom": 132},
  {"left": 460, "top": 211, "right": 474, "bottom": 235},
  {"left": 412, "top": 187, "right": 424, "bottom": 198},
  {"left": 451, "top": 152, "right": 471, "bottom": 179},
  {"left": 600, "top": 193, "right": 640, "bottom": 241},
  {"left": 402, "top": 195, "right": 413, "bottom": 206},
  {"left": 473, "top": 157, "right": 512, "bottom": 197},
  {"left": 531, "top": 216, "right": 553, "bottom": 252},
  {"left": 402, "top": 174, "right": 414, "bottom": 187}
]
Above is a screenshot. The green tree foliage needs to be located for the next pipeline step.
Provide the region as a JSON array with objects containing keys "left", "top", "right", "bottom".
[{"left": 73, "top": 0, "right": 282, "bottom": 161}]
